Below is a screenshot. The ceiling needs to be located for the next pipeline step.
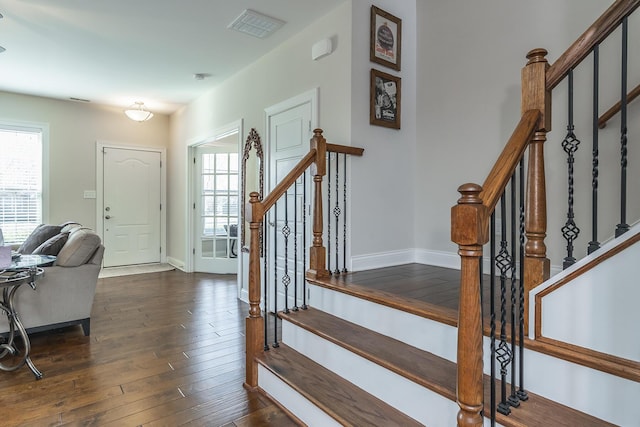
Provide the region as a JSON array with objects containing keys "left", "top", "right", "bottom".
[{"left": 0, "top": 0, "right": 346, "bottom": 114}]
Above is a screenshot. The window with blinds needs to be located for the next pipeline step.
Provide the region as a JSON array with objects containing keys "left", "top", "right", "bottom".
[{"left": 0, "top": 126, "right": 43, "bottom": 244}]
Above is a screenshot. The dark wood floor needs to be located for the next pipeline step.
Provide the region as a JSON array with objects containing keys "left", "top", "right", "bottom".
[
  {"left": 0, "top": 263, "right": 482, "bottom": 426},
  {"left": 0, "top": 270, "right": 298, "bottom": 427}
]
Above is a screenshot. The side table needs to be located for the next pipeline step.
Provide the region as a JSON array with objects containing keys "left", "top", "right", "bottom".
[{"left": 0, "top": 254, "right": 55, "bottom": 379}]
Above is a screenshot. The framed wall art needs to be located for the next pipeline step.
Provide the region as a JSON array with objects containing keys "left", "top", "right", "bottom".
[
  {"left": 370, "top": 5, "right": 401, "bottom": 71},
  {"left": 370, "top": 68, "right": 401, "bottom": 129}
]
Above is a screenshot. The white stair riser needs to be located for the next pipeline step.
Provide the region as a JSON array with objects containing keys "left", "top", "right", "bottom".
[
  {"left": 281, "top": 320, "right": 506, "bottom": 427},
  {"left": 258, "top": 364, "right": 342, "bottom": 427},
  {"left": 308, "top": 284, "right": 639, "bottom": 426},
  {"left": 309, "top": 283, "right": 458, "bottom": 361}
]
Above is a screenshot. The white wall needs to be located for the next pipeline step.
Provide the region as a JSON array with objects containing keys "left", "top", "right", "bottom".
[
  {"left": 168, "top": 2, "right": 353, "bottom": 267},
  {"left": 349, "top": 0, "right": 418, "bottom": 269},
  {"left": 0, "top": 91, "right": 169, "bottom": 231},
  {"left": 533, "top": 225, "right": 640, "bottom": 361},
  {"left": 416, "top": 0, "right": 640, "bottom": 269},
  {"left": 170, "top": 0, "right": 639, "bottom": 272}
]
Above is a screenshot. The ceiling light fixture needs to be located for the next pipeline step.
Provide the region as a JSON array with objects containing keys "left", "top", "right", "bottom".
[
  {"left": 228, "top": 9, "right": 285, "bottom": 38},
  {"left": 124, "top": 102, "right": 154, "bottom": 122}
]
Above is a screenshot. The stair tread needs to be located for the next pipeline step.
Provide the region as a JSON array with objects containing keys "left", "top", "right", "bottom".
[
  {"left": 281, "top": 307, "right": 457, "bottom": 399},
  {"left": 257, "top": 343, "right": 422, "bottom": 426},
  {"left": 281, "top": 307, "right": 615, "bottom": 427}
]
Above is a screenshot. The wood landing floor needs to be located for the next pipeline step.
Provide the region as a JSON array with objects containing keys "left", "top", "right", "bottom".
[{"left": 0, "top": 263, "right": 464, "bottom": 426}]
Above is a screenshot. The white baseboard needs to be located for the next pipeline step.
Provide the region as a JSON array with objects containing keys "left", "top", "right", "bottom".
[
  {"left": 351, "top": 248, "right": 461, "bottom": 272},
  {"left": 167, "top": 256, "right": 186, "bottom": 272},
  {"left": 352, "top": 248, "right": 562, "bottom": 278}
]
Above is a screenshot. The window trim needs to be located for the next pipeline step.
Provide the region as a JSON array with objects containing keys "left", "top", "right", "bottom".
[{"left": 0, "top": 118, "right": 50, "bottom": 231}]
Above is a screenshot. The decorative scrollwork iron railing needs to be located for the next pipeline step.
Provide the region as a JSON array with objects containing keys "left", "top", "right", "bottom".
[
  {"left": 557, "top": 11, "right": 638, "bottom": 269},
  {"left": 453, "top": 2, "right": 639, "bottom": 425},
  {"left": 486, "top": 164, "right": 528, "bottom": 423},
  {"left": 243, "top": 130, "right": 363, "bottom": 384}
]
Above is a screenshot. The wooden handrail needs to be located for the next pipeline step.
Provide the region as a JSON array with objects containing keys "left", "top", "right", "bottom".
[
  {"left": 599, "top": 83, "right": 640, "bottom": 128},
  {"left": 327, "top": 143, "right": 365, "bottom": 156},
  {"left": 258, "top": 150, "right": 316, "bottom": 216},
  {"left": 480, "top": 110, "right": 541, "bottom": 213},
  {"left": 546, "top": 0, "right": 640, "bottom": 91}
]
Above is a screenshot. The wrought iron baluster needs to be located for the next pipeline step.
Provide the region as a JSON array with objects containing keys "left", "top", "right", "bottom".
[
  {"left": 282, "top": 192, "right": 291, "bottom": 314},
  {"left": 589, "top": 45, "right": 601, "bottom": 254},
  {"left": 263, "top": 220, "right": 270, "bottom": 351},
  {"left": 561, "top": 69, "right": 581, "bottom": 269},
  {"left": 342, "top": 153, "right": 348, "bottom": 274},
  {"left": 490, "top": 213, "right": 497, "bottom": 425},
  {"left": 496, "top": 194, "right": 513, "bottom": 416},
  {"left": 334, "top": 152, "right": 341, "bottom": 275},
  {"left": 616, "top": 17, "right": 629, "bottom": 238},
  {"left": 508, "top": 176, "right": 520, "bottom": 408},
  {"left": 327, "top": 152, "right": 332, "bottom": 274},
  {"left": 272, "top": 202, "right": 279, "bottom": 348},
  {"left": 302, "top": 171, "right": 308, "bottom": 310},
  {"left": 293, "top": 179, "right": 299, "bottom": 311},
  {"left": 517, "top": 158, "right": 528, "bottom": 402}
]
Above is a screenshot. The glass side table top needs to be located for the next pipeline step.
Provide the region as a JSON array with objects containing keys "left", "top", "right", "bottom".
[{"left": 1, "top": 255, "right": 54, "bottom": 287}]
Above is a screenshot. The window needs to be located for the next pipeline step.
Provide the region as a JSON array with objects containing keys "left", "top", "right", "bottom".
[
  {"left": 201, "top": 152, "right": 239, "bottom": 237},
  {"left": 0, "top": 122, "right": 49, "bottom": 244}
]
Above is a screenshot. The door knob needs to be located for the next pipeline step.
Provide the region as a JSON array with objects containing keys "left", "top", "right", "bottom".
[{"left": 105, "top": 215, "right": 111, "bottom": 219}]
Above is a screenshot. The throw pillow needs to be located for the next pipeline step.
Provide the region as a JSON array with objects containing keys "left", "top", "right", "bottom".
[
  {"left": 18, "top": 224, "right": 63, "bottom": 254},
  {"left": 56, "top": 228, "right": 102, "bottom": 267},
  {"left": 59, "top": 221, "right": 82, "bottom": 233},
  {"left": 32, "top": 232, "right": 69, "bottom": 256}
]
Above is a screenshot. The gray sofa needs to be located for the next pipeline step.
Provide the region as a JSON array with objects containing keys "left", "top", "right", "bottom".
[{"left": 0, "top": 223, "right": 104, "bottom": 336}]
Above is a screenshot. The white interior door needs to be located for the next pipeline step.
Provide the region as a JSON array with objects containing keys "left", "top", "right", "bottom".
[
  {"left": 194, "top": 145, "right": 239, "bottom": 274},
  {"left": 265, "top": 93, "right": 315, "bottom": 312},
  {"left": 102, "top": 147, "right": 161, "bottom": 267}
]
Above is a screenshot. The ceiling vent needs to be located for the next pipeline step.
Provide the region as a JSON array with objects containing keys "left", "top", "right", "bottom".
[{"left": 228, "top": 9, "right": 285, "bottom": 39}]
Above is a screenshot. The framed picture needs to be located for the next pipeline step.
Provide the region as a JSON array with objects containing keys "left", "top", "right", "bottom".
[
  {"left": 370, "top": 5, "right": 401, "bottom": 71},
  {"left": 370, "top": 68, "right": 401, "bottom": 129}
]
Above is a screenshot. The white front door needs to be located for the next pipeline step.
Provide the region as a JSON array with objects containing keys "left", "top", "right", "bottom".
[
  {"left": 102, "top": 147, "right": 161, "bottom": 267},
  {"left": 265, "top": 91, "right": 317, "bottom": 312},
  {"left": 193, "top": 145, "right": 239, "bottom": 274}
]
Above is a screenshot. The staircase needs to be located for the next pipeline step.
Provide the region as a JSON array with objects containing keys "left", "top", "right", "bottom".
[
  {"left": 243, "top": 1, "right": 640, "bottom": 425},
  {"left": 255, "top": 253, "right": 638, "bottom": 426}
]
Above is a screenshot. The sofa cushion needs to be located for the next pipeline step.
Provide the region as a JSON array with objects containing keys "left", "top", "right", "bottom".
[
  {"left": 18, "top": 224, "right": 63, "bottom": 254},
  {"left": 60, "top": 221, "right": 82, "bottom": 233},
  {"left": 32, "top": 232, "right": 69, "bottom": 256},
  {"left": 56, "top": 228, "right": 102, "bottom": 267}
]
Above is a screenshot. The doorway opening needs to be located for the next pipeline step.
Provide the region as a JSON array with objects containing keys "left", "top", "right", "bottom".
[{"left": 187, "top": 121, "right": 242, "bottom": 275}]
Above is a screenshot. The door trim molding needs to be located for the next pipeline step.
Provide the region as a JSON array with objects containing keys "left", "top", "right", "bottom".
[{"left": 96, "top": 141, "right": 167, "bottom": 265}]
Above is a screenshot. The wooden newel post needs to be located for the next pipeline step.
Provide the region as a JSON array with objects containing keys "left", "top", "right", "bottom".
[
  {"left": 451, "top": 183, "right": 489, "bottom": 427},
  {"left": 307, "top": 129, "right": 330, "bottom": 279},
  {"left": 522, "top": 49, "right": 551, "bottom": 327},
  {"left": 244, "top": 191, "right": 264, "bottom": 390}
]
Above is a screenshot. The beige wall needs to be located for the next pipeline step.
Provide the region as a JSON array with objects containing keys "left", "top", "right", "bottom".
[{"left": 0, "top": 91, "right": 170, "bottom": 231}]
